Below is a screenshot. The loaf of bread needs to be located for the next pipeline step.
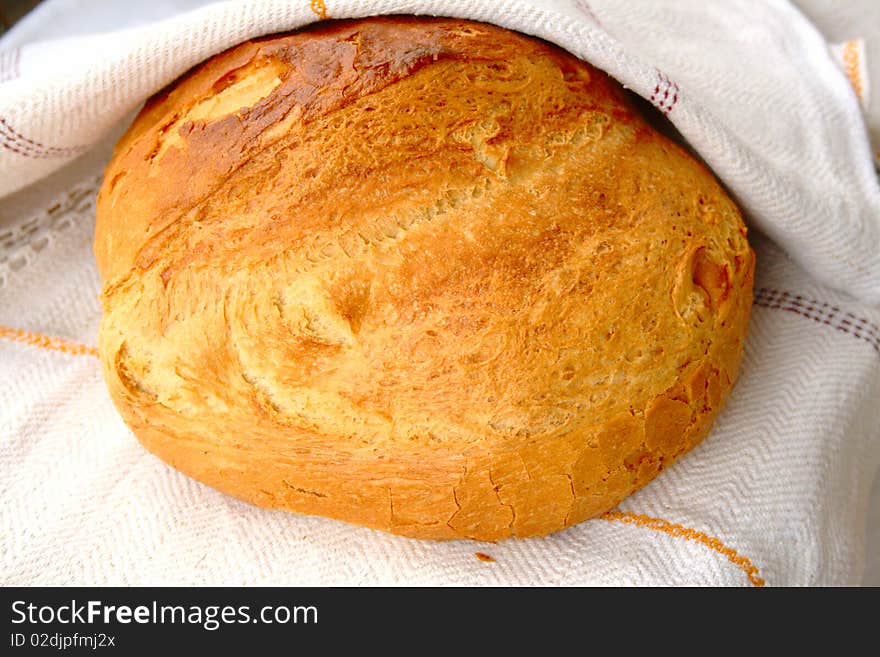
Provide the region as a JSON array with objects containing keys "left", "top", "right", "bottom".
[{"left": 95, "top": 16, "right": 754, "bottom": 540}]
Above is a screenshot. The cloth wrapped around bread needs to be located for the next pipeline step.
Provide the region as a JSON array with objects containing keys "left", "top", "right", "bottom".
[{"left": 95, "top": 17, "right": 754, "bottom": 541}]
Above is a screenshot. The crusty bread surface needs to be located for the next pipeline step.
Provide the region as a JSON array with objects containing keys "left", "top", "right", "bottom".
[{"left": 95, "top": 17, "right": 754, "bottom": 540}]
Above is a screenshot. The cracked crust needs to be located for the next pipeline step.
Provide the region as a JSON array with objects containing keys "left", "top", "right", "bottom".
[{"left": 95, "top": 17, "right": 754, "bottom": 541}]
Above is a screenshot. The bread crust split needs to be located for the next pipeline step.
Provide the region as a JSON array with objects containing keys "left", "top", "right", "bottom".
[{"left": 95, "top": 16, "right": 754, "bottom": 541}]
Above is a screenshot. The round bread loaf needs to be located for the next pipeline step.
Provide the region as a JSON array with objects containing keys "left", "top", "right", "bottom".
[{"left": 95, "top": 16, "right": 754, "bottom": 540}]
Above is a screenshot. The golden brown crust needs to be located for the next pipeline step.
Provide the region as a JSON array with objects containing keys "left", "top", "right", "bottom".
[{"left": 95, "top": 17, "right": 754, "bottom": 541}]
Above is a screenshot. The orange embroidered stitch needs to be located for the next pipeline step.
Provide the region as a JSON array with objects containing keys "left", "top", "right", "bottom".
[
  {"left": 842, "top": 40, "right": 865, "bottom": 103},
  {"left": 309, "top": 0, "right": 329, "bottom": 20},
  {"left": 0, "top": 325, "right": 98, "bottom": 358},
  {"left": 600, "top": 510, "right": 766, "bottom": 587}
]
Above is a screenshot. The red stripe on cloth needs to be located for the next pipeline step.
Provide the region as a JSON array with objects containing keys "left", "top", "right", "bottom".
[
  {"left": 754, "top": 287, "right": 880, "bottom": 354},
  {"left": 0, "top": 117, "right": 91, "bottom": 158}
]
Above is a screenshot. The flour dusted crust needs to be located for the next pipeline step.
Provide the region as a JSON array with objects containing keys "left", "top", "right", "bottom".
[{"left": 95, "top": 17, "right": 754, "bottom": 540}]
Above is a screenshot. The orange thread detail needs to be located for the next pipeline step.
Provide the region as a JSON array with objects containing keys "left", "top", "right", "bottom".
[
  {"left": 842, "top": 40, "right": 864, "bottom": 102},
  {"left": 600, "top": 510, "right": 766, "bottom": 587},
  {"left": 0, "top": 325, "right": 98, "bottom": 359},
  {"left": 309, "top": 0, "right": 329, "bottom": 20}
]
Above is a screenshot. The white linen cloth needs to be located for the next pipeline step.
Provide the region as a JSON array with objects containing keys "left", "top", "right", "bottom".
[{"left": 1, "top": 0, "right": 878, "bottom": 586}]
